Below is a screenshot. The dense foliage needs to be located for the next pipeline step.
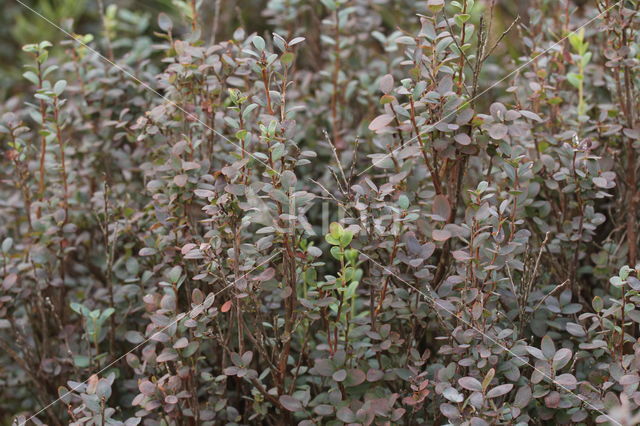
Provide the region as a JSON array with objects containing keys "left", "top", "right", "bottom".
[{"left": 1, "top": 0, "right": 640, "bottom": 424}]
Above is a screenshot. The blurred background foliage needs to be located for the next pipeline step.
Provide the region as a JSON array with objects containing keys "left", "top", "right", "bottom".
[
  {"left": 0, "top": 0, "right": 243, "bottom": 96},
  {"left": 1, "top": 0, "right": 522, "bottom": 98}
]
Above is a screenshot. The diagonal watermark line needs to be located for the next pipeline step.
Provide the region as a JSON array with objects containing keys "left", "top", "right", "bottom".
[
  {"left": 14, "top": 0, "right": 280, "bottom": 175},
  {"left": 17, "top": 251, "right": 281, "bottom": 425},
  {"left": 309, "top": 182, "right": 619, "bottom": 424},
  {"left": 358, "top": 1, "right": 620, "bottom": 177}
]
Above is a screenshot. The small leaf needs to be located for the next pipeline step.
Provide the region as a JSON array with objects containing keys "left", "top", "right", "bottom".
[
  {"left": 440, "top": 403, "right": 460, "bottom": 419},
  {"left": 555, "top": 373, "right": 577, "bottom": 389},
  {"left": 552, "top": 348, "right": 573, "bottom": 370},
  {"left": 432, "top": 229, "right": 451, "bottom": 242},
  {"left": 1, "top": 237, "right": 13, "bottom": 252},
  {"left": 53, "top": 80, "right": 67, "bottom": 96},
  {"left": 486, "top": 384, "right": 513, "bottom": 399},
  {"left": 156, "top": 348, "right": 178, "bottom": 362},
  {"left": 454, "top": 133, "right": 471, "bottom": 145},
  {"left": 541, "top": 335, "right": 556, "bottom": 359},
  {"left": 73, "top": 355, "right": 90, "bottom": 368},
  {"left": 592, "top": 296, "right": 603, "bottom": 312},
  {"left": 368, "top": 114, "right": 394, "bottom": 132},
  {"left": 619, "top": 375, "right": 640, "bottom": 385},
  {"left": 314, "top": 404, "right": 334, "bottom": 416},
  {"left": 489, "top": 123, "right": 509, "bottom": 140},
  {"left": 458, "top": 377, "right": 482, "bottom": 392},
  {"left": 452, "top": 250, "right": 471, "bottom": 261},
  {"left": 158, "top": 13, "right": 173, "bottom": 31},
  {"left": 566, "top": 322, "right": 586, "bottom": 337},
  {"left": 252, "top": 36, "right": 266, "bottom": 51},
  {"left": 336, "top": 407, "right": 356, "bottom": 423},
  {"left": 332, "top": 369, "right": 347, "bottom": 382},
  {"left": 432, "top": 195, "right": 451, "bottom": 220},
  {"left": 366, "top": 368, "right": 384, "bottom": 382},
  {"left": 398, "top": 194, "right": 410, "bottom": 210},
  {"left": 345, "top": 368, "right": 366, "bottom": 386},
  {"left": 567, "top": 73, "right": 582, "bottom": 89},
  {"left": 139, "top": 380, "right": 156, "bottom": 396},
  {"left": 592, "top": 177, "right": 608, "bottom": 188},
  {"left": 279, "top": 395, "right": 303, "bottom": 412},
  {"left": 174, "top": 174, "right": 188, "bottom": 187},
  {"left": 427, "top": 0, "right": 445, "bottom": 13},
  {"left": 443, "top": 386, "right": 464, "bottom": 402},
  {"left": 520, "top": 110, "right": 543, "bottom": 122},
  {"left": 280, "top": 52, "right": 295, "bottom": 65},
  {"left": 167, "top": 265, "right": 182, "bottom": 283},
  {"left": 514, "top": 386, "right": 532, "bottom": 408},
  {"left": 221, "top": 300, "right": 233, "bottom": 312},
  {"left": 138, "top": 247, "right": 157, "bottom": 256},
  {"left": 482, "top": 369, "right": 495, "bottom": 392},
  {"left": 194, "top": 189, "right": 215, "bottom": 198},
  {"left": 525, "top": 346, "right": 545, "bottom": 360},
  {"left": 380, "top": 74, "right": 394, "bottom": 94},
  {"left": 288, "top": 36, "right": 306, "bottom": 47}
]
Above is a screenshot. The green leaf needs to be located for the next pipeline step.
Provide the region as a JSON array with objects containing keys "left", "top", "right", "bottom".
[
  {"left": 330, "top": 246, "right": 343, "bottom": 260},
  {"left": 43, "top": 65, "right": 59, "bottom": 78},
  {"left": 610, "top": 276, "right": 623, "bottom": 287},
  {"left": 320, "top": 0, "right": 337, "bottom": 11},
  {"left": 100, "top": 308, "right": 115, "bottom": 322},
  {"left": 271, "top": 143, "right": 285, "bottom": 162},
  {"left": 242, "top": 103, "right": 258, "bottom": 120},
  {"left": 345, "top": 280, "right": 359, "bottom": 298},
  {"left": 281, "top": 52, "right": 295, "bottom": 65},
  {"left": 252, "top": 36, "right": 265, "bottom": 51},
  {"left": 592, "top": 296, "right": 603, "bottom": 312},
  {"left": 345, "top": 249, "right": 358, "bottom": 265},
  {"left": 427, "top": 0, "right": 444, "bottom": 13},
  {"left": 339, "top": 231, "right": 353, "bottom": 247},
  {"left": 455, "top": 14, "right": 471, "bottom": 27},
  {"left": 620, "top": 266, "right": 631, "bottom": 280},
  {"left": 73, "top": 355, "right": 90, "bottom": 368},
  {"left": 568, "top": 29, "right": 584, "bottom": 53},
  {"left": 329, "top": 222, "right": 343, "bottom": 239},
  {"left": 2, "top": 238, "right": 13, "bottom": 253},
  {"left": 398, "top": 194, "right": 409, "bottom": 210},
  {"left": 23, "top": 71, "right": 39, "bottom": 86},
  {"left": 22, "top": 44, "right": 38, "bottom": 53},
  {"left": 567, "top": 73, "right": 582, "bottom": 89},
  {"left": 168, "top": 265, "right": 182, "bottom": 283}
]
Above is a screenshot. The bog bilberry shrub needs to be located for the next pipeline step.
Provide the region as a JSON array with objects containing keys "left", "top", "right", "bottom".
[{"left": 1, "top": 1, "right": 640, "bottom": 425}]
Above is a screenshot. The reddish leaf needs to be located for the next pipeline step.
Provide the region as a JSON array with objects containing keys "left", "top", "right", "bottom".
[
  {"left": 221, "top": 300, "right": 233, "bottom": 313},
  {"left": 452, "top": 250, "right": 472, "bottom": 261},
  {"left": 432, "top": 229, "right": 451, "bottom": 242},
  {"left": 173, "top": 174, "right": 188, "bottom": 187},
  {"left": 253, "top": 267, "right": 275, "bottom": 281},
  {"left": 432, "top": 195, "right": 451, "bottom": 220}
]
